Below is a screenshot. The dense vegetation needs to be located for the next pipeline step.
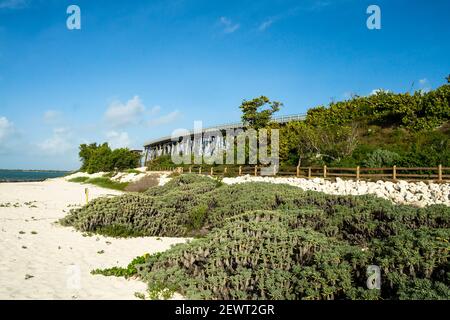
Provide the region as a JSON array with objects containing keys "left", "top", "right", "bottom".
[
  {"left": 78, "top": 143, "right": 141, "bottom": 174},
  {"left": 272, "top": 82, "right": 449, "bottom": 167},
  {"left": 148, "top": 81, "right": 450, "bottom": 169},
  {"left": 61, "top": 175, "right": 450, "bottom": 300}
]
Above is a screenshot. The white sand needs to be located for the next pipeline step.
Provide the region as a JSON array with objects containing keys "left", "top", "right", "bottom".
[
  {"left": 64, "top": 170, "right": 171, "bottom": 184},
  {"left": 0, "top": 178, "right": 188, "bottom": 300}
]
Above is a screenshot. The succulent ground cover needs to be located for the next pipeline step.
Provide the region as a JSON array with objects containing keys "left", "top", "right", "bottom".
[{"left": 60, "top": 174, "right": 450, "bottom": 299}]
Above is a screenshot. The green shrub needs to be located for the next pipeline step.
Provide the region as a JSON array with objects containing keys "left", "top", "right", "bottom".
[
  {"left": 92, "top": 254, "right": 150, "bottom": 278},
  {"left": 362, "top": 149, "right": 401, "bottom": 168},
  {"left": 147, "top": 155, "right": 175, "bottom": 170},
  {"left": 60, "top": 175, "right": 217, "bottom": 237},
  {"left": 131, "top": 210, "right": 449, "bottom": 300},
  {"left": 305, "top": 84, "right": 450, "bottom": 131},
  {"left": 84, "top": 177, "right": 129, "bottom": 191},
  {"left": 397, "top": 279, "right": 450, "bottom": 300},
  {"left": 68, "top": 176, "right": 89, "bottom": 183},
  {"left": 79, "top": 143, "right": 141, "bottom": 174},
  {"left": 62, "top": 174, "right": 450, "bottom": 241},
  {"left": 64, "top": 174, "right": 450, "bottom": 299}
]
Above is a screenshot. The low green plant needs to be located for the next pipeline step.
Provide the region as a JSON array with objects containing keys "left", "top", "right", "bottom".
[
  {"left": 362, "top": 149, "right": 401, "bottom": 167},
  {"left": 84, "top": 177, "right": 129, "bottom": 191},
  {"left": 91, "top": 254, "right": 150, "bottom": 278},
  {"left": 62, "top": 174, "right": 450, "bottom": 300},
  {"left": 130, "top": 211, "right": 449, "bottom": 300},
  {"left": 68, "top": 176, "right": 89, "bottom": 183}
]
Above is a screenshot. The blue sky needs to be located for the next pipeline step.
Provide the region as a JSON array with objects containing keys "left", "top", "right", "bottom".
[{"left": 0, "top": 0, "right": 449, "bottom": 170}]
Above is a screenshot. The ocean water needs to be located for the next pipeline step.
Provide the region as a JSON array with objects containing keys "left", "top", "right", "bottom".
[{"left": 0, "top": 170, "right": 70, "bottom": 182}]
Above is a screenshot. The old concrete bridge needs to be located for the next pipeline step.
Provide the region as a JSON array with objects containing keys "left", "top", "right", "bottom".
[{"left": 142, "top": 114, "right": 306, "bottom": 164}]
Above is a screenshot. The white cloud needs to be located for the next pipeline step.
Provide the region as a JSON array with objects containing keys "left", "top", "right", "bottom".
[
  {"left": 0, "top": 0, "right": 27, "bottom": 9},
  {"left": 104, "top": 95, "right": 145, "bottom": 127},
  {"left": 148, "top": 110, "right": 181, "bottom": 126},
  {"left": 38, "top": 127, "right": 72, "bottom": 155},
  {"left": 306, "top": 0, "right": 331, "bottom": 11},
  {"left": 150, "top": 105, "right": 161, "bottom": 115},
  {"left": 106, "top": 130, "right": 131, "bottom": 149},
  {"left": 0, "top": 116, "right": 14, "bottom": 142},
  {"left": 219, "top": 17, "right": 240, "bottom": 34},
  {"left": 418, "top": 78, "right": 431, "bottom": 93},
  {"left": 258, "top": 19, "right": 274, "bottom": 31},
  {"left": 43, "top": 110, "right": 62, "bottom": 124}
]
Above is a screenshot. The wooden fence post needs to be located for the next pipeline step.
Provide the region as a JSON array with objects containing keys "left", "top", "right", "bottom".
[
  {"left": 239, "top": 166, "right": 242, "bottom": 176},
  {"left": 224, "top": 167, "right": 227, "bottom": 175},
  {"left": 323, "top": 165, "right": 327, "bottom": 178},
  {"left": 189, "top": 166, "right": 192, "bottom": 173},
  {"left": 199, "top": 167, "right": 202, "bottom": 174},
  {"left": 392, "top": 165, "right": 397, "bottom": 181},
  {"left": 296, "top": 165, "right": 300, "bottom": 177},
  {"left": 308, "top": 167, "right": 312, "bottom": 178},
  {"left": 273, "top": 165, "right": 277, "bottom": 176},
  {"left": 210, "top": 167, "right": 214, "bottom": 176},
  {"left": 438, "top": 164, "right": 442, "bottom": 182},
  {"left": 254, "top": 165, "right": 258, "bottom": 176},
  {"left": 356, "top": 166, "right": 360, "bottom": 181}
]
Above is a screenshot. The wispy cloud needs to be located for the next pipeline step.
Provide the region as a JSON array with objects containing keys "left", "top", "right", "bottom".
[
  {"left": 150, "top": 105, "right": 161, "bottom": 115},
  {"left": 38, "top": 127, "right": 72, "bottom": 155},
  {"left": 258, "top": 18, "right": 274, "bottom": 31},
  {"left": 0, "top": 0, "right": 28, "bottom": 9},
  {"left": 104, "top": 95, "right": 145, "bottom": 127},
  {"left": 43, "top": 110, "right": 62, "bottom": 125},
  {"left": 308, "top": 0, "right": 331, "bottom": 11},
  {"left": 219, "top": 16, "right": 240, "bottom": 34},
  {"left": 257, "top": 1, "right": 332, "bottom": 32},
  {"left": 105, "top": 130, "right": 131, "bottom": 149},
  {"left": 148, "top": 110, "right": 181, "bottom": 126},
  {"left": 0, "top": 116, "right": 14, "bottom": 143}
]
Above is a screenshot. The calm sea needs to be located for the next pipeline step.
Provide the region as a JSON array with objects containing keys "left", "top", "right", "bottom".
[{"left": 0, "top": 170, "right": 70, "bottom": 182}]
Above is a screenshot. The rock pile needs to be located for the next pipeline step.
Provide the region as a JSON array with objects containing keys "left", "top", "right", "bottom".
[{"left": 222, "top": 176, "right": 450, "bottom": 207}]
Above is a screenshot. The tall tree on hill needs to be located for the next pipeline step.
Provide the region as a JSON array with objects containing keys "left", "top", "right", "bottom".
[{"left": 239, "top": 96, "right": 282, "bottom": 129}]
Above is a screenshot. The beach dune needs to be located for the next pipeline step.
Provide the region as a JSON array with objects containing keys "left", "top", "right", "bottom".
[{"left": 0, "top": 178, "right": 187, "bottom": 299}]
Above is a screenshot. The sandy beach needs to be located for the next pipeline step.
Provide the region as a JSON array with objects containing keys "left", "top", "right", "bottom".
[{"left": 0, "top": 178, "right": 187, "bottom": 299}]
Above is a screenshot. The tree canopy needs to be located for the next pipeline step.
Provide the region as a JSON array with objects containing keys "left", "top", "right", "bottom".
[
  {"left": 79, "top": 143, "right": 141, "bottom": 173},
  {"left": 239, "top": 96, "right": 282, "bottom": 129}
]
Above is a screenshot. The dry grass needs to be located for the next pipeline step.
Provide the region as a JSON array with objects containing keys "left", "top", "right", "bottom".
[{"left": 124, "top": 174, "right": 160, "bottom": 192}]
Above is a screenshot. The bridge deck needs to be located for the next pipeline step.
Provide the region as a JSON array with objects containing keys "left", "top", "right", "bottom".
[{"left": 143, "top": 113, "right": 306, "bottom": 147}]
